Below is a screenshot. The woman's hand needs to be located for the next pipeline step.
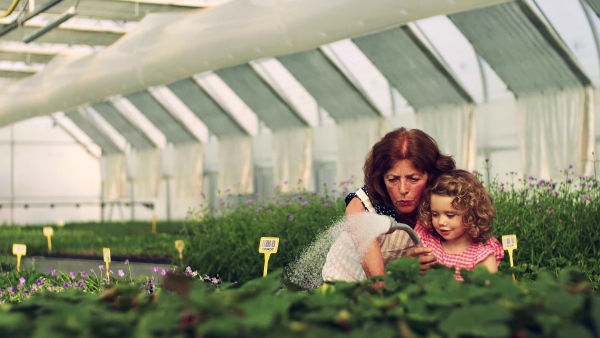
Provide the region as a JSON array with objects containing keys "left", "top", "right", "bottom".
[{"left": 405, "top": 246, "right": 437, "bottom": 274}]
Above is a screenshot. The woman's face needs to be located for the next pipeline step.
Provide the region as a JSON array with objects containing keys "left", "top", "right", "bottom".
[{"left": 384, "top": 159, "right": 429, "bottom": 215}]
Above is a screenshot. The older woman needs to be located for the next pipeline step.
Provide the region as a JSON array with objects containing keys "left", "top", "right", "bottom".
[{"left": 322, "top": 127, "right": 455, "bottom": 283}]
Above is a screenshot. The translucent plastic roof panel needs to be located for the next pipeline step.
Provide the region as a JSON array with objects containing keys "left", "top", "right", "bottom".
[
  {"left": 0, "top": 70, "right": 33, "bottom": 78},
  {"left": 353, "top": 25, "right": 472, "bottom": 110},
  {"left": 537, "top": 0, "right": 600, "bottom": 84},
  {"left": 449, "top": 1, "right": 591, "bottom": 94},
  {"left": 1, "top": 27, "right": 123, "bottom": 46},
  {"left": 216, "top": 64, "right": 307, "bottom": 131},
  {"left": 0, "top": 0, "right": 200, "bottom": 21},
  {"left": 584, "top": 0, "right": 600, "bottom": 17},
  {"left": 277, "top": 49, "right": 380, "bottom": 121},
  {"left": 167, "top": 78, "right": 246, "bottom": 138},
  {"left": 0, "top": 52, "right": 54, "bottom": 64},
  {"left": 91, "top": 102, "right": 156, "bottom": 150},
  {"left": 125, "top": 91, "right": 198, "bottom": 145},
  {"left": 63, "top": 109, "right": 121, "bottom": 155}
]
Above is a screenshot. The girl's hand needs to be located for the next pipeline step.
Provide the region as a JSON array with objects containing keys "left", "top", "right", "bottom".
[{"left": 405, "top": 246, "right": 437, "bottom": 274}]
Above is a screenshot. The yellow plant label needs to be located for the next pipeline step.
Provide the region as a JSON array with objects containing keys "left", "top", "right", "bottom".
[
  {"left": 502, "top": 235, "right": 518, "bottom": 250},
  {"left": 175, "top": 240, "right": 185, "bottom": 252},
  {"left": 12, "top": 244, "right": 26, "bottom": 256},
  {"left": 43, "top": 227, "right": 54, "bottom": 236},
  {"left": 103, "top": 248, "right": 111, "bottom": 263},
  {"left": 258, "top": 237, "right": 279, "bottom": 253}
]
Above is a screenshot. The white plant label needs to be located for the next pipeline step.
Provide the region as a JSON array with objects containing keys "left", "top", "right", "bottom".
[
  {"left": 12, "top": 244, "right": 26, "bottom": 256},
  {"left": 103, "top": 248, "right": 111, "bottom": 263}
]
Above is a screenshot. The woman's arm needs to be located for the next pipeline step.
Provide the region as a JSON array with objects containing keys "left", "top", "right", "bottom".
[
  {"left": 346, "top": 198, "right": 387, "bottom": 278},
  {"left": 479, "top": 254, "right": 498, "bottom": 273}
]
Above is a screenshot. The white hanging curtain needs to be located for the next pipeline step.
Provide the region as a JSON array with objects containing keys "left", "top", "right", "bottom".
[
  {"left": 272, "top": 127, "right": 313, "bottom": 192},
  {"left": 337, "top": 117, "right": 388, "bottom": 185},
  {"left": 136, "top": 148, "right": 162, "bottom": 198},
  {"left": 218, "top": 136, "right": 253, "bottom": 194},
  {"left": 416, "top": 104, "right": 476, "bottom": 171},
  {"left": 516, "top": 87, "right": 595, "bottom": 179},
  {"left": 101, "top": 153, "right": 126, "bottom": 201},
  {"left": 173, "top": 142, "right": 204, "bottom": 198}
]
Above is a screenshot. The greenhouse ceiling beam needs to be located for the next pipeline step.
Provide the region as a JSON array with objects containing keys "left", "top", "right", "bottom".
[
  {"left": 63, "top": 108, "right": 123, "bottom": 155},
  {"left": 449, "top": 0, "right": 591, "bottom": 95},
  {"left": 147, "top": 85, "right": 210, "bottom": 144},
  {"left": 352, "top": 23, "right": 473, "bottom": 110},
  {"left": 215, "top": 63, "right": 309, "bottom": 131},
  {"left": 583, "top": 0, "right": 600, "bottom": 18},
  {"left": 192, "top": 73, "right": 259, "bottom": 137},
  {"left": 0, "top": 0, "right": 511, "bottom": 127},
  {"left": 49, "top": 114, "right": 101, "bottom": 159},
  {"left": 124, "top": 90, "right": 201, "bottom": 145},
  {"left": 166, "top": 77, "right": 247, "bottom": 139},
  {"left": 277, "top": 49, "right": 380, "bottom": 122},
  {"left": 0, "top": 0, "right": 63, "bottom": 39},
  {"left": 518, "top": 0, "right": 591, "bottom": 87},
  {"left": 115, "top": 0, "right": 229, "bottom": 6}
]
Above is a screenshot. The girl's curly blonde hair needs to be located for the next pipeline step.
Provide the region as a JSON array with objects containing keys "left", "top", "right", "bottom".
[{"left": 418, "top": 169, "right": 496, "bottom": 242}]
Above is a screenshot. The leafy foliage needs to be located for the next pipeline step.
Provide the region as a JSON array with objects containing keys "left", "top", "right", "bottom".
[{"left": 0, "top": 259, "right": 598, "bottom": 337}]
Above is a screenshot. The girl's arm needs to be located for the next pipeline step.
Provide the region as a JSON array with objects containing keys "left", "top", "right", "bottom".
[{"left": 479, "top": 254, "right": 498, "bottom": 273}]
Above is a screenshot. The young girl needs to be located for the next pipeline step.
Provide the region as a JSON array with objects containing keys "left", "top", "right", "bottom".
[{"left": 416, "top": 169, "right": 504, "bottom": 281}]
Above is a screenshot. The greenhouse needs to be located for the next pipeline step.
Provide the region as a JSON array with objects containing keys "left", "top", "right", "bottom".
[{"left": 0, "top": 0, "right": 598, "bottom": 337}]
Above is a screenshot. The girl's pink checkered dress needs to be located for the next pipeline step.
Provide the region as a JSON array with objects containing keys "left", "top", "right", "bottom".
[{"left": 414, "top": 223, "right": 504, "bottom": 281}]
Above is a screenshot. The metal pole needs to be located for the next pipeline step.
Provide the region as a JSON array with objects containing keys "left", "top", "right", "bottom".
[
  {"left": 580, "top": 0, "right": 600, "bottom": 81},
  {"left": 10, "top": 124, "right": 14, "bottom": 225},
  {"left": 130, "top": 178, "right": 135, "bottom": 221},
  {"left": 165, "top": 176, "right": 171, "bottom": 222},
  {"left": 100, "top": 179, "right": 105, "bottom": 223},
  {"left": 476, "top": 55, "right": 489, "bottom": 103}
]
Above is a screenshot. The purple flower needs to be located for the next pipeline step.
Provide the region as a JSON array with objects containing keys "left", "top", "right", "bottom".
[
  {"left": 90, "top": 268, "right": 94, "bottom": 273},
  {"left": 257, "top": 207, "right": 263, "bottom": 211},
  {"left": 569, "top": 164, "right": 573, "bottom": 169},
  {"left": 288, "top": 215, "right": 294, "bottom": 221},
  {"left": 161, "top": 269, "right": 168, "bottom": 276},
  {"left": 109, "top": 270, "right": 113, "bottom": 275},
  {"left": 69, "top": 272, "right": 75, "bottom": 280},
  {"left": 124, "top": 259, "right": 129, "bottom": 265},
  {"left": 583, "top": 195, "right": 592, "bottom": 202},
  {"left": 323, "top": 203, "right": 329, "bottom": 208},
  {"left": 246, "top": 199, "right": 255, "bottom": 205},
  {"left": 99, "top": 265, "right": 104, "bottom": 271},
  {"left": 63, "top": 282, "right": 70, "bottom": 288},
  {"left": 118, "top": 270, "right": 125, "bottom": 278},
  {"left": 8, "top": 287, "right": 14, "bottom": 295},
  {"left": 153, "top": 266, "right": 159, "bottom": 273},
  {"left": 19, "top": 277, "right": 26, "bottom": 285},
  {"left": 81, "top": 272, "right": 87, "bottom": 279},
  {"left": 49, "top": 268, "right": 55, "bottom": 276},
  {"left": 297, "top": 195, "right": 304, "bottom": 200},
  {"left": 301, "top": 201, "right": 309, "bottom": 206}
]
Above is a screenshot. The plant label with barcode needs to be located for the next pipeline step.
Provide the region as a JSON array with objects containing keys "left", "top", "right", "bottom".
[
  {"left": 43, "top": 227, "right": 53, "bottom": 236},
  {"left": 502, "top": 235, "right": 518, "bottom": 250},
  {"left": 12, "top": 244, "right": 26, "bottom": 256},
  {"left": 258, "top": 237, "right": 279, "bottom": 253},
  {"left": 103, "top": 248, "right": 111, "bottom": 263},
  {"left": 175, "top": 240, "right": 184, "bottom": 251}
]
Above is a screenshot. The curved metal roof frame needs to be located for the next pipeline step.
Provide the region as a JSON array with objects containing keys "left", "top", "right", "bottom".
[{"left": 449, "top": 0, "right": 591, "bottom": 95}]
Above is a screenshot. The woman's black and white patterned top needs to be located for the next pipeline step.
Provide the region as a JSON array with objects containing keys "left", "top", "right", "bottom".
[{"left": 345, "top": 185, "right": 398, "bottom": 220}]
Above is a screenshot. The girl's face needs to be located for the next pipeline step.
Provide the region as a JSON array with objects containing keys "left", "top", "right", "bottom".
[
  {"left": 430, "top": 194, "right": 468, "bottom": 242},
  {"left": 384, "top": 159, "right": 429, "bottom": 215}
]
